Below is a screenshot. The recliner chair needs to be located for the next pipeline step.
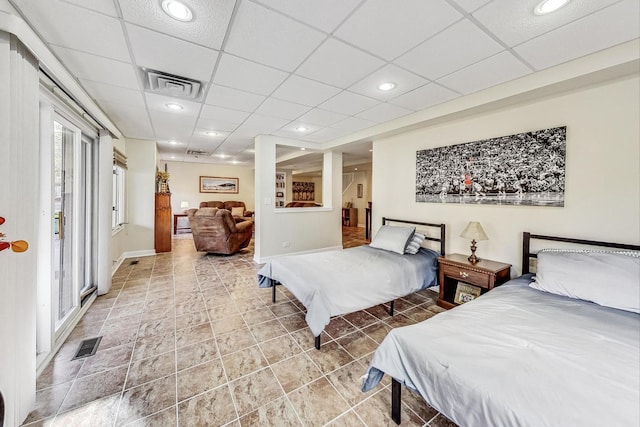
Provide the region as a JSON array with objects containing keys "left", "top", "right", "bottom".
[{"left": 187, "top": 207, "right": 253, "bottom": 255}]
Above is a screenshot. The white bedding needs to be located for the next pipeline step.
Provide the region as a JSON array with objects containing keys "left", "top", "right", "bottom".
[
  {"left": 362, "top": 276, "right": 640, "bottom": 427},
  {"left": 258, "top": 245, "right": 439, "bottom": 337}
]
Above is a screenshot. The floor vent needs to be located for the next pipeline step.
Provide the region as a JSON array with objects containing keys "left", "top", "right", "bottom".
[
  {"left": 72, "top": 337, "right": 102, "bottom": 360},
  {"left": 130, "top": 260, "right": 139, "bottom": 265}
]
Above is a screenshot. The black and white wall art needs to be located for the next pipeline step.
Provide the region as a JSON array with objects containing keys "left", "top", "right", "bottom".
[{"left": 416, "top": 126, "right": 566, "bottom": 206}]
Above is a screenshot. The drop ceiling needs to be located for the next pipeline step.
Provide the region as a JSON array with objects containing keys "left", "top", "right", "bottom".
[{"left": 9, "top": 0, "right": 639, "bottom": 166}]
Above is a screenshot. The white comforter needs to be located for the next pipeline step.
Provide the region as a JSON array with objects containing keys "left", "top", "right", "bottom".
[
  {"left": 258, "top": 246, "right": 439, "bottom": 337},
  {"left": 362, "top": 276, "right": 640, "bottom": 427}
]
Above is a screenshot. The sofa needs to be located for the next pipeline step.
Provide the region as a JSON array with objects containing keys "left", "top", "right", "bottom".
[
  {"left": 199, "top": 201, "right": 253, "bottom": 219},
  {"left": 187, "top": 207, "right": 253, "bottom": 255},
  {"left": 285, "top": 202, "right": 322, "bottom": 207}
]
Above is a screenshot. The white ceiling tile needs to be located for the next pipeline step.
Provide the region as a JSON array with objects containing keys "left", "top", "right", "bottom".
[
  {"left": 149, "top": 110, "right": 197, "bottom": 140},
  {"left": 334, "top": 0, "right": 462, "bottom": 60},
  {"left": 332, "top": 116, "right": 378, "bottom": 132},
  {"left": 227, "top": 125, "right": 267, "bottom": 140},
  {"left": 356, "top": 103, "right": 413, "bottom": 123},
  {"left": 243, "top": 114, "right": 290, "bottom": 133},
  {"left": 347, "top": 64, "right": 428, "bottom": 101},
  {"left": 473, "top": 0, "right": 621, "bottom": 46},
  {"left": 437, "top": 51, "right": 532, "bottom": 94},
  {"left": 126, "top": 24, "right": 218, "bottom": 82},
  {"left": 196, "top": 117, "right": 239, "bottom": 132},
  {"left": 52, "top": 46, "right": 139, "bottom": 90},
  {"left": 118, "top": 0, "right": 235, "bottom": 50},
  {"left": 304, "top": 127, "right": 353, "bottom": 142},
  {"left": 205, "top": 85, "right": 266, "bottom": 112},
  {"left": 276, "top": 122, "right": 322, "bottom": 139},
  {"left": 389, "top": 83, "right": 459, "bottom": 111},
  {"left": 254, "top": 98, "right": 311, "bottom": 120},
  {"left": 253, "top": 0, "right": 361, "bottom": 33},
  {"left": 98, "top": 101, "right": 154, "bottom": 139},
  {"left": 515, "top": 0, "right": 640, "bottom": 70},
  {"left": 396, "top": 19, "right": 504, "bottom": 80},
  {"left": 62, "top": 0, "right": 118, "bottom": 16},
  {"left": 80, "top": 79, "right": 145, "bottom": 107},
  {"left": 224, "top": 1, "right": 325, "bottom": 72},
  {"left": 449, "top": 0, "right": 492, "bottom": 13},
  {"left": 296, "top": 38, "right": 385, "bottom": 88},
  {"left": 213, "top": 54, "right": 289, "bottom": 96},
  {"left": 272, "top": 75, "right": 341, "bottom": 107},
  {"left": 317, "top": 90, "right": 380, "bottom": 116},
  {"left": 296, "top": 109, "right": 349, "bottom": 127},
  {"left": 144, "top": 93, "right": 201, "bottom": 116},
  {"left": 13, "top": 0, "right": 129, "bottom": 61},
  {"left": 200, "top": 104, "right": 251, "bottom": 124},
  {"left": 191, "top": 128, "right": 230, "bottom": 141}
]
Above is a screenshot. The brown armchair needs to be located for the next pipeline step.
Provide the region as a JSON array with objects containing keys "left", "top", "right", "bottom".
[{"left": 187, "top": 208, "right": 253, "bottom": 255}]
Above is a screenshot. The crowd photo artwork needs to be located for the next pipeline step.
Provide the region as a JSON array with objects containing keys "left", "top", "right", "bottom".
[{"left": 416, "top": 126, "right": 566, "bottom": 207}]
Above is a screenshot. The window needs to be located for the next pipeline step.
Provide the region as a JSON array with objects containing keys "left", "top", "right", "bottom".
[{"left": 112, "top": 149, "right": 127, "bottom": 230}]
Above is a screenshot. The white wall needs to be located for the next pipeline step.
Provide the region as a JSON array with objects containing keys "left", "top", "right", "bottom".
[
  {"left": 373, "top": 75, "right": 640, "bottom": 275},
  {"left": 254, "top": 136, "right": 342, "bottom": 261},
  {"left": 162, "top": 160, "right": 255, "bottom": 213},
  {"left": 123, "top": 139, "right": 156, "bottom": 253}
]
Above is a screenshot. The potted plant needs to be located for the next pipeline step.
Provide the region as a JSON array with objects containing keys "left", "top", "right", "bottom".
[{"left": 156, "top": 170, "right": 170, "bottom": 193}]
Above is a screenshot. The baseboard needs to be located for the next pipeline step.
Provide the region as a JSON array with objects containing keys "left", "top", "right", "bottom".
[
  {"left": 254, "top": 245, "right": 343, "bottom": 264},
  {"left": 111, "top": 249, "right": 156, "bottom": 276}
]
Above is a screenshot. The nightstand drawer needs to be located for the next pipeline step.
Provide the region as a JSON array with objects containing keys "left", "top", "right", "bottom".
[{"left": 442, "top": 264, "right": 489, "bottom": 288}]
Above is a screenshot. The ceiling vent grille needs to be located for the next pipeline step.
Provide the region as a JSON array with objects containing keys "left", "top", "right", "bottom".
[
  {"left": 142, "top": 68, "right": 204, "bottom": 101},
  {"left": 186, "top": 149, "right": 211, "bottom": 156}
]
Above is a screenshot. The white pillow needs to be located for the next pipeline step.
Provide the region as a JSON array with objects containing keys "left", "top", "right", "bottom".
[
  {"left": 370, "top": 225, "right": 415, "bottom": 255},
  {"left": 404, "top": 233, "right": 425, "bottom": 254},
  {"left": 230, "top": 206, "right": 245, "bottom": 217},
  {"left": 530, "top": 250, "right": 640, "bottom": 313}
]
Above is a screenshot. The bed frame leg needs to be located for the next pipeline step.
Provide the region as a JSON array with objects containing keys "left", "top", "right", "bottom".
[
  {"left": 314, "top": 335, "right": 321, "bottom": 350},
  {"left": 272, "top": 282, "right": 277, "bottom": 303},
  {"left": 389, "top": 300, "right": 395, "bottom": 316},
  {"left": 391, "top": 378, "right": 401, "bottom": 425}
]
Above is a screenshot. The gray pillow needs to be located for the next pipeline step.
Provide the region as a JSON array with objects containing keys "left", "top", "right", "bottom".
[
  {"left": 530, "top": 250, "right": 640, "bottom": 313},
  {"left": 370, "top": 225, "right": 415, "bottom": 255},
  {"left": 404, "top": 232, "right": 426, "bottom": 254}
]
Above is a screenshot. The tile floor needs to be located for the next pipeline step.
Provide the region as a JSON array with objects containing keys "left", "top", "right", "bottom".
[{"left": 24, "top": 227, "right": 455, "bottom": 427}]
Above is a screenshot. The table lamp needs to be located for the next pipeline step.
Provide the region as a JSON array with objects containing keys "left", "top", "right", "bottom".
[
  {"left": 460, "top": 221, "right": 488, "bottom": 264},
  {"left": 180, "top": 201, "right": 190, "bottom": 212}
]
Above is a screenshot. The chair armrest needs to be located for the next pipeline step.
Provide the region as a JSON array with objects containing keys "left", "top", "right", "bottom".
[
  {"left": 235, "top": 220, "right": 253, "bottom": 233},
  {"left": 244, "top": 210, "right": 254, "bottom": 217}
]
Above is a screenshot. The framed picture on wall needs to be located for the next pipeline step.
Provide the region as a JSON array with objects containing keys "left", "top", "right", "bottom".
[{"left": 199, "top": 176, "right": 239, "bottom": 193}]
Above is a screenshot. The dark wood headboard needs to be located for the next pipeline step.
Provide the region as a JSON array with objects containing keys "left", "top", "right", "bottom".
[
  {"left": 382, "top": 217, "right": 446, "bottom": 255},
  {"left": 522, "top": 232, "right": 640, "bottom": 274}
]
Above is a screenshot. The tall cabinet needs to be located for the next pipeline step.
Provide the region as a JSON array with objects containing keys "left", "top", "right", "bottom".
[{"left": 155, "top": 193, "right": 172, "bottom": 253}]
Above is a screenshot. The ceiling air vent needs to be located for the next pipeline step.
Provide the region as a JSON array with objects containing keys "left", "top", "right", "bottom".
[
  {"left": 186, "top": 149, "right": 211, "bottom": 156},
  {"left": 142, "top": 68, "right": 204, "bottom": 101}
]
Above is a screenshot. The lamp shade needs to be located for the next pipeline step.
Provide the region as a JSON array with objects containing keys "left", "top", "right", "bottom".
[
  {"left": 180, "top": 201, "right": 190, "bottom": 210},
  {"left": 460, "top": 221, "right": 488, "bottom": 241}
]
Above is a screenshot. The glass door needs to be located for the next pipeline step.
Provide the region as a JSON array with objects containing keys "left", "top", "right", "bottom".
[{"left": 52, "top": 115, "right": 96, "bottom": 336}]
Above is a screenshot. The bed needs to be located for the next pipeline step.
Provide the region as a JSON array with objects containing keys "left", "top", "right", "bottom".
[
  {"left": 257, "top": 218, "right": 445, "bottom": 349},
  {"left": 361, "top": 232, "right": 640, "bottom": 426}
]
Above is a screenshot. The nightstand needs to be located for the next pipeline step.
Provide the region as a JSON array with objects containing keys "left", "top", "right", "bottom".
[{"left": 437, "top": 253, "right": 511, "bottom": 309}]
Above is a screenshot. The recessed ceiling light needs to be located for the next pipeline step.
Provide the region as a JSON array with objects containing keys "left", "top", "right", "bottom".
[
  {"left": 378, "top": 82, "right": 396, "bottom": 91},
  {"left": 170, "top": 156, "right": 175, "bottom": 159},
  {"left": 231, "top": 160, "right": 239, "bottom": 165},
  {"left": 354, "top": 168, "right": 358, "bottom": 171},
  {"left": 300, "top": 147, "right": 306, "bottom": 151},
  {"left": 161, "top": 0, "right": 193, "bottom": 22},
  {"left": 217, "top": 154, "right": 228, "bottom": 158},
  {"left": 534, "top": 0, "right": 570, "bottom": 15},
  {"left": 169, "top": 140, "right": 180, "bottom": 145},
  {"left": 205, "top": 131, "right": 219, "bottom": 136},
  {"left": 165, "top": 103, "right": 183, "bottom": 110},
  {"left": 296, "top": 126, "right": 309, "bottom": 132},
  {"left": 369, "top": 149, "right": 373, "bottom": 152}
]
